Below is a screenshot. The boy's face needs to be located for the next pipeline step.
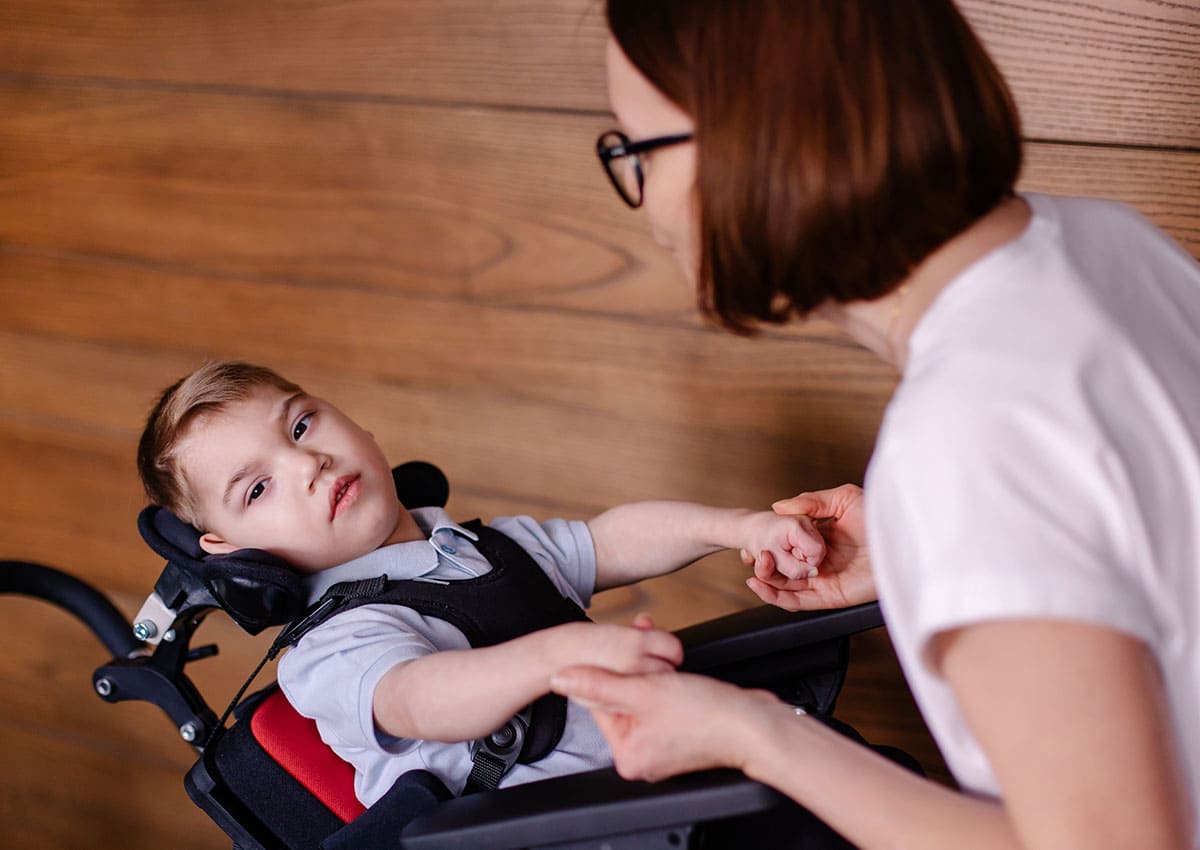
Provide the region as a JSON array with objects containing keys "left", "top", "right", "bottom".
[{"left": 179, "top": 385, "right": 411, "bottom": 573}]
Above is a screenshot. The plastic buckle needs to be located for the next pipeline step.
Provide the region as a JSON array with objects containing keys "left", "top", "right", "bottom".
[{"left": 466, "top": 704, "right": 533, "bottom": 791}]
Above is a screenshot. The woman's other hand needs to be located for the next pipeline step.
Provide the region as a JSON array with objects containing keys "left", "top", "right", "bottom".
[{"left": 550, "top": 666, "right": 782, "bottom": 782}]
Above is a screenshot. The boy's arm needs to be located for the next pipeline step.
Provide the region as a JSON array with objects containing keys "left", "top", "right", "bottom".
[
  {"left": 372, "top": 620, "right": 681, "bottom": 742},
  {"left": 587, "top": 501, "right": 824, "bottom": 591}
]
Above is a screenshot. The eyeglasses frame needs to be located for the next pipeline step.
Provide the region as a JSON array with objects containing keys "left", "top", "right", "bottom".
[{"left": 596, "top": 129, "right": 695, "bottom": 209}]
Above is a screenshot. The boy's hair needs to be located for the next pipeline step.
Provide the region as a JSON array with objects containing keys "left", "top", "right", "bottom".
[
  {"left": 137, "top": 361, "right": 302, "bottom": 527},
  {"left": 606, "top": 0, "right": 1023, "bottom": 333}
]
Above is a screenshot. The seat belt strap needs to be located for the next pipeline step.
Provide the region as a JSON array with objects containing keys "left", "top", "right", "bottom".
[
  {"left": 462, "top": 704, "right": 532, "bottom": 794},
  {"left": 269, "top": 576, "right": 389, "bottom": 659},
  {"left": 463, "top": 752, "right": 508, "bottom": 794}
]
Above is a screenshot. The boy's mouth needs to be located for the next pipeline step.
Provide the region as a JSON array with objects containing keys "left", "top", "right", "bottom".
[{"left": 330, "top": 474, "right": 360, "bottom": 520}]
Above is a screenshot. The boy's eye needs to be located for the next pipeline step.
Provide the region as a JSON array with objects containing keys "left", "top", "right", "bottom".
[
  {"left": 248, "top": 481, "right": 267, "bottom": 504},
  {"left": 292, "top": 413, "right": 313, "bottom": 441}
]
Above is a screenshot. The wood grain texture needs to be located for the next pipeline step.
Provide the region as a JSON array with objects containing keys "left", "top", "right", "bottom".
[
  {"left": 0, "top": 0, "right": 1196, "bottom": 146},
  {"left": 1, "top": 82, "right": 1197, "bottom": 321},
  {"left": 0, "top": 313, "right": 891, "bottom": 591},
  {"left": 960, "top": 0, "right": 1200, "bottom": 146},
  {"left": 0, "top": 0, "right": 1194, "bottom": 846},
  {"left": 0, "top": 1, "right": 611, "bottom": 111}
]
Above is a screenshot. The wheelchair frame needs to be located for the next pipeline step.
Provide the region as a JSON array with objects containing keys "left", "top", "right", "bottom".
[{"left": 1, "top": 463, "right": 912, "bottom": 849}]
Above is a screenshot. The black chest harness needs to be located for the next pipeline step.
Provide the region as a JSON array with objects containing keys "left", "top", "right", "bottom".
[{"left": 270, "top": 520, "right": 591, "bottom": 794}]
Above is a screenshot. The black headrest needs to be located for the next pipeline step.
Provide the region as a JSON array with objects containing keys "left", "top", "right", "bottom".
[
  {"left": 138, "top": 461, "right": 449, "bottom": 634},
  {"left": 390, "top": 460, "right": 450, "bottom": 514}
]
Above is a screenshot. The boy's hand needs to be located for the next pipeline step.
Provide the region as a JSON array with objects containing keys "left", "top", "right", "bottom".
[
  {"left": 744, "top": 484, "right": 877, "bottom": 610},
  {"left": 736, "top": 510, "right": 826, "bottom": 581},
  {"left": 552, "top": 621, "right": 683, "bottom": 678}
]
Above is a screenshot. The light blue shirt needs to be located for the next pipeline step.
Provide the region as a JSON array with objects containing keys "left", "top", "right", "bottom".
[{"left": 276, "top": 507, "right": 608, "bottom": 806}]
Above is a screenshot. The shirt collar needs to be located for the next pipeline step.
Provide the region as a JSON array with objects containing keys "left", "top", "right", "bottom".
[{"left": 302, "top": 507, "right": 479, "bottom": 605}]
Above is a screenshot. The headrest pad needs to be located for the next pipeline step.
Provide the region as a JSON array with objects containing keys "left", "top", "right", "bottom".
[
  {"left": 136, "top": 460, "right": 450, "bottom": 634},
  {"left": 137, "top": 504, "right": 304, "bottom": 633},
  {"left": 140, "top": 503, "right": 208, "bottom": 563}
]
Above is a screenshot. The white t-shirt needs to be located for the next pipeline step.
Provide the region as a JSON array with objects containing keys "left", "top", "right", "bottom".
[
  {"left": 277, "top": 507, "right": 608, "bottom": 806},
  {"left": 866, "top": 194, "right": 1200, "bottom": 824}
]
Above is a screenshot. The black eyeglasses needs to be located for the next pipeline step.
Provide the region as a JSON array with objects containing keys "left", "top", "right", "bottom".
[{"left": 596, "top": 129, "right": 694, "bottom": 209}]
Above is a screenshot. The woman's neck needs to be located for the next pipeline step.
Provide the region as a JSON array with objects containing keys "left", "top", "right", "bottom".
[{"left": 819, "top": 195, "right": 1032, "bottom": 372}]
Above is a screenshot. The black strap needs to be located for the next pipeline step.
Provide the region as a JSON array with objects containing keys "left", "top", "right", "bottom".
[
  {"left": 270, "top": 576, "right": 389, "bottom": 659},
  {"left": 240, "top": 523, "right": 587, "bottom": 785},
  {"left": 459, "top": 521, "right": 584, "bottom": 765},
  {"left": 463, "top": 752, "right": 508, "bottom": 794},
  {"left": 462, "top": 705, "right": 532, "bottom": 794},
  {"left": 203, "top": 576, "right": 389, "bottom": 750}
]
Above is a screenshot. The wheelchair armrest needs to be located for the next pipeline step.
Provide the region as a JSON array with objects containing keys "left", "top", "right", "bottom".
[
  {"left": 675, "top": 601, "right": 883, "bottom": 716},
  {"left": 397, "top": 605, "right": 883, "bottom": 849},
  {"left": 677, "top": 601, "right": 883, "bottom": 673},
  {"left": 398, "top": 766, "right": 786, "bottom": 850}
]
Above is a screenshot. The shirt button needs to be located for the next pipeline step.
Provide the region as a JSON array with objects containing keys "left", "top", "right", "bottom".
[{"left": 439, "top": 543, "right": 456, "bottom": 555}]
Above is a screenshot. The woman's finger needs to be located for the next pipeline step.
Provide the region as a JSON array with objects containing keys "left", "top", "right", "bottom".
[
  {"left": 773, "top": 483, "right": 861, "bottom": 519},
  {"left": 772, "top": 492, "right": 830, "bottom": 517},
  {"left": 550, "top": 665, "right": 640, "bottom": 713},
  {"left": 747, "top": 578, "right": 811, "bottom": 612}
]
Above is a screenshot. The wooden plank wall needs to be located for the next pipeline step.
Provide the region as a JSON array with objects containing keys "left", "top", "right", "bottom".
[{"left": 1, "top": 1, "right": 1197, "bottom": 847}]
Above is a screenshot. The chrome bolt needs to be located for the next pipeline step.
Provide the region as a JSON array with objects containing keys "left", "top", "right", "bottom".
[
  {"left": 95, "top": 678, "right": 113, "bottom": 697},
  {"left": 133, "top": 620, "right": 158, "bottom": 641},
  {"left": 162, "top": 629, "right": 177, "bottom": 643},
  {"left": 179, "top": 722, "right": 199, "bottom": 743}
]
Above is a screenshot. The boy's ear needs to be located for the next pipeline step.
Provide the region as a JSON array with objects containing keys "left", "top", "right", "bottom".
[{"left": 198, "top": 532, "right": 239, "bottom": 556}]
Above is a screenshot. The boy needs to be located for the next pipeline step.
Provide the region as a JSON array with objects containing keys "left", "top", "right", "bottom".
[{"left": 138, "top": 361, "right": 825, "bottom": 806}]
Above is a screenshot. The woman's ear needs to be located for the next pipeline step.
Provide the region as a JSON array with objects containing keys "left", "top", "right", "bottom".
[{"left": 199, "top": 532, "right": 239, "bottom": 556}]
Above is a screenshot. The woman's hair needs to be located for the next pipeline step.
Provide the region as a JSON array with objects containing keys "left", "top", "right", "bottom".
[
  {"left": 137, "top": 361, "right": 302, "bottom": 526},
  {"left": 606, "top": 0, "right": 1023, "bottom": 333}
]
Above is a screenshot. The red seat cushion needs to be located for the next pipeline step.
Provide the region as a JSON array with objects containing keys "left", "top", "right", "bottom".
[{"left": 250, "top": 689, "right": 367, "bottom": 823}]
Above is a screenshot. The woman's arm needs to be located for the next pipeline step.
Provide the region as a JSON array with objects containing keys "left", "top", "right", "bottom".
[
  {"left": 553, "top": 620, "right": 1192, "bottom": 850},
  {"left": 587, "top": 501, "right": 823, "bottom": 591},
  {"left": 552, "top": 667, "right": 1019, "bottom": 850},
  {"left": 372, "top": 619, "right": 682, "bottom": 742},
  {"left": 927, "top": 620, "right": 1193, "bottom": 850}
]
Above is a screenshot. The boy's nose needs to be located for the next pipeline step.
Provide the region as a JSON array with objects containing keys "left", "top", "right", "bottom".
[{"left": 302, "top": 451, "right": 333, "bottom": 491}]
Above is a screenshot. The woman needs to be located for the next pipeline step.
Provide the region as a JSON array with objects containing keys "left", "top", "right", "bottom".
[{"left": 552, "top": 2, "right": 1199, "bottom": 848}]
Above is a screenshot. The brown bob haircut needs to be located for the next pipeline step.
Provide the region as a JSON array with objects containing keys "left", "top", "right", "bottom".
[
  {"left": 606, "top": 0, "right": 1023, "bottom": 333},
  {"left": 137, "top": 361, "right": 302, "bottom": 527}
]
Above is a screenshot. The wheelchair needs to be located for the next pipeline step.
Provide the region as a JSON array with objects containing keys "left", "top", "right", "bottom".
[{"left": 2, "top": 462, "right": 918, "bottom": 849}]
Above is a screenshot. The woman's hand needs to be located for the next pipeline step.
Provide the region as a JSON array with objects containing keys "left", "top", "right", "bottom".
[
  {"left": 372, "top": 617, "right": 681, "bottom": 742},
  {"left": 550, "top": 665, "right": 783, "bottom": 782},
  {"left": 744, "top": 483, "right": 876, "bottom": 610}
]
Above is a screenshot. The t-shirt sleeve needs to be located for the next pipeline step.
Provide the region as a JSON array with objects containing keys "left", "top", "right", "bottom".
[
  {"left": 487, "top": 515, "right": 597, "bottom": 607},
  {"left": 276, "top": 603, "right": 469, "bottom": 753},
  {"left": 869, "top": 389, "right": 1161, "bottom": 675}
]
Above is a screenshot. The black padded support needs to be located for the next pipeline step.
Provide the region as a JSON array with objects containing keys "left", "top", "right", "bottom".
[
  {"left": 394, "top": 719, "right": 909, "bottom": 850},
  {"left": 678, "top": 602, "right": 883, "bottom": 669},
  {"left": 678, "top": 602, "right": 882, "bottom": 715},
  {"left": 392, "top": 461, "right": 450, "bottom": 511},
  {"left": 319, "top": 520, "right": 588, "bottom": 769},
  {"left": 137, "top": 460, "right": 452, "bottom": 635},
  {"left": 321, "top": 772, "right": 452, "bottom": 850},
  {"left": 186, "top": 694, "right": 344, "bottom": 850},
  {"left": 397, "top": 767, "right": 789, "bottom": 850}
]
